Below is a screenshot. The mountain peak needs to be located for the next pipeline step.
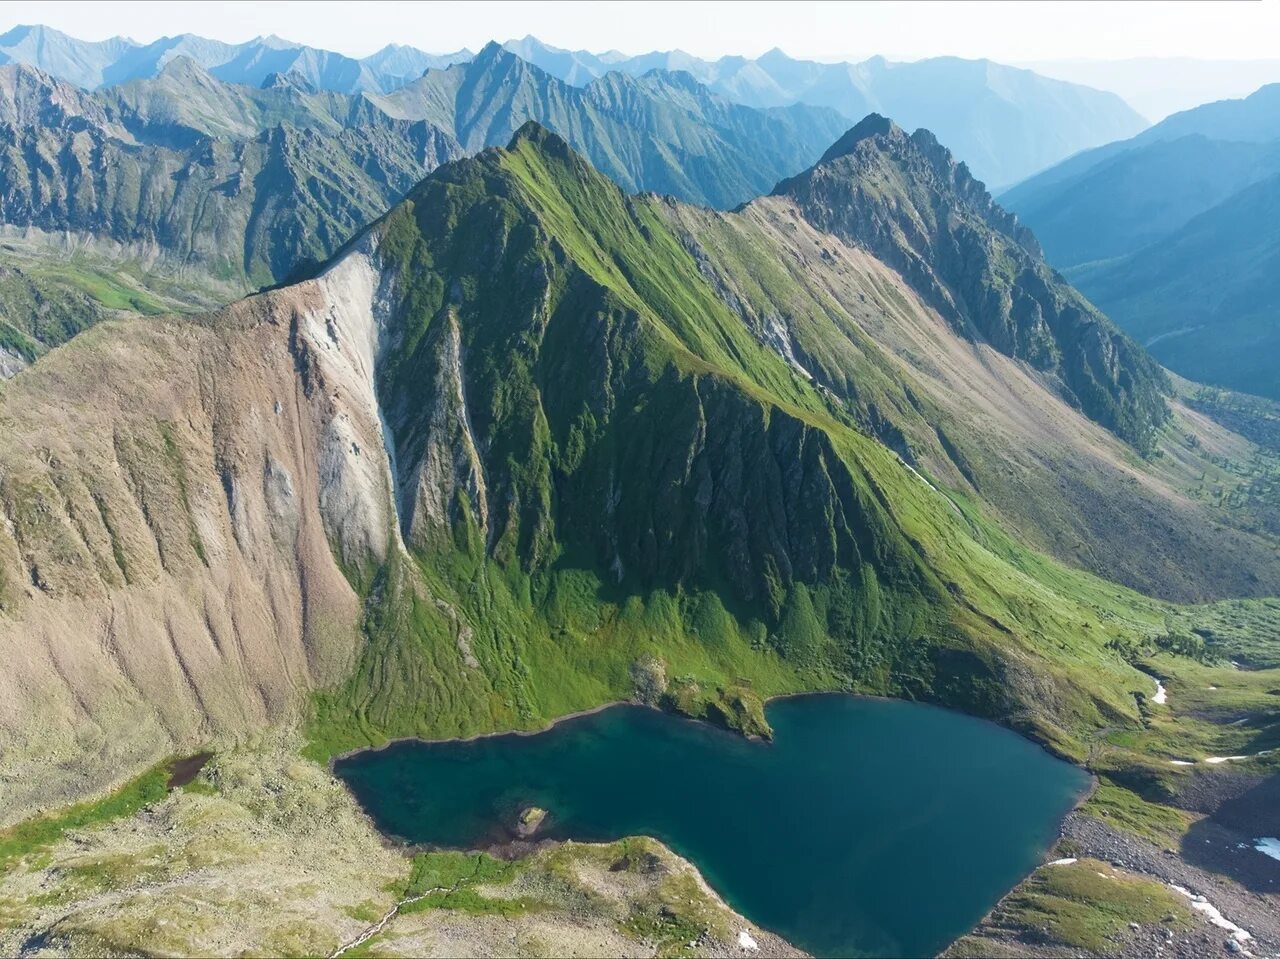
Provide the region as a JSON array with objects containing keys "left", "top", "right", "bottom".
[
  {"left": 260, "top": 69, "right": 318, "bottom": 94},
  {"left": 773, "top": 121, "right": 1168, "bottom": 451},
  {"left": 818, "top": 113, "right": 902, "bottom": 163},
  {"left": 155, "top": 54, "right": 215, "bottom": 82},
  {"left": 256, "top": 34, "right": 297, "bottom": 50},
  {"left": 506, "top": 120, "right": 571, "bottom": 156},
  {"left": 475, "top": 39, "right": 510, "bottom": 61},
  {"left": 0, "top": 23, "right": 73, "bottom": 44}
]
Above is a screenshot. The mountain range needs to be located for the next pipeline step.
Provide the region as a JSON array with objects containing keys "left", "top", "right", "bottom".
[
  {"left": 0, "top": 24, "right": 1148, "bottom": 188},
  {"left": 2, "top": 116, "right": 1276, "bottom": 819},
  {"left": 1005, "top": 83, "right": 1280, "bottom": 399},
  {"left": 0, "top": 67, "right": 1277, "bottom": 954},
  {"left": 0, "top": 23, "right": 472, "bottom": 92},
  {"left": 500, "top": 35, "right": 1148, "bottom": 188},
  {"left": 0, "top": 43, "right": 846, "bottom": 371}
]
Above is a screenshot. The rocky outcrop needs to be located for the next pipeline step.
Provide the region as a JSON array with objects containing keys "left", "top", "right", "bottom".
[
  {"left": 774, "top": 114, "right": 1172, "bottom": 452},
  {"left": 397, "top": 310, "right": 490, "bottom": 551}
]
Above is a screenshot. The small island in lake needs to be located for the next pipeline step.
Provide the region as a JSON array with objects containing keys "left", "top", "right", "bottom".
[{"left": 516, "top": 806, "right": 548, "bottom": 837}]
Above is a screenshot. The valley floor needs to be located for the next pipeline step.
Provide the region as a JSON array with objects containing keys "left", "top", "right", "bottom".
[{"left": 2, "top": 603, "right": 1278, "bottom": 959}]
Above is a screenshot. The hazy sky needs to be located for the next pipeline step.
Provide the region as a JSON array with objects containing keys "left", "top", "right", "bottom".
[{"left": 4, "top": 0, "right": 1279, "bottom": 63}]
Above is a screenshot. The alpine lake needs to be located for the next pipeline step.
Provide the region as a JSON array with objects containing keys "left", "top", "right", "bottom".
[{"left": 334, "top": 694, "right": 1090, "bottom": 957}]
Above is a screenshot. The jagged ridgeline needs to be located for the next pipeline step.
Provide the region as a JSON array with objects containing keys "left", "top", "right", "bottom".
[
  {"left": 773, "top": 115, "right": 1171, "bottom": 452},
  {"left": 0, "top": 47, "right": 849, "bottom": 375},
  {"left": 0, "top": 46, "right": 843, "bottom": 297},
  {"left": 0, "top": 122, "right": 1206, "bottom": 820}
]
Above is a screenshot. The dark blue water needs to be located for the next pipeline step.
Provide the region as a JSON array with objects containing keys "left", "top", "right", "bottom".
[{"left": 334, "top": 694, "right": 1089, "bottom": 958}]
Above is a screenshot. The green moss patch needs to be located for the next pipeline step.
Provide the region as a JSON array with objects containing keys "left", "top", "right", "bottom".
[
  {"left": 0, "top": 765, "right": 169, "bottom": 873},
  {"left": 1001, "top": 859, "right": 1190, "bottom": 953}
]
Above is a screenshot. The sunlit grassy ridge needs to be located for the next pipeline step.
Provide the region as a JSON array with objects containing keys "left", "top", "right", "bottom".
[{"left": 303, "top": 125, "right": 1220, "bottom": 767}]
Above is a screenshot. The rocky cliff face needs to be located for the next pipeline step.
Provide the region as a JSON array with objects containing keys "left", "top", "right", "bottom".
[
  {"left": 0, "top": 238, "right": 403, "bottom": 821},
  {"left": 774, "top": 114, "right": 1172, "bottom": 452}
]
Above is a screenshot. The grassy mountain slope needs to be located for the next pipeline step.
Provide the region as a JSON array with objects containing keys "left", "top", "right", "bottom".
[
  {"left": 1, "top": 125, "right": 1272, "bottom": 831},
  {"left": 0, "top": 247, "right": 192, "bottom": 376},
  {"left": 659, "top": 194, "right": 1280, "bottom": 604}
]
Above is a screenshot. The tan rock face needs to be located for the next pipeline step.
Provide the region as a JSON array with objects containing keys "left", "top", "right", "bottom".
[
  {"left": 401, "top": 309, "right": 491, "bottom": 551},
  {"left": 0, "top": 242, "right": 403, "bottom": 824}
]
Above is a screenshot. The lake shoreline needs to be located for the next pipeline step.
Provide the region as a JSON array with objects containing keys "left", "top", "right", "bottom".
[
  {"left": 327, "top": 700, "right": 640, "bottom": 768},
  {"left": 332, "top": 689, "right": 1094, "bottom": 959},
  {"left": 329, "top": 687, "right": 1097, "bottom": 782}
]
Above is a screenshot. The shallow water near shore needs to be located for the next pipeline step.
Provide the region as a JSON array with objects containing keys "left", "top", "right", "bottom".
[{"left": 334, "top": 694, "right": 1089, "bottom": 958}]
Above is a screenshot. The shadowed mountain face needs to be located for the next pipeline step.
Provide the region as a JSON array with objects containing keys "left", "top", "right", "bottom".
[
  {"left": 1, "top": 125, "right": 1276, "bottom": 825},
  {"left": 1004, "top": 84, "right": 1280, "bottom": 400},
  {"left": 1004, "top": 84, "right": 1280, "bottom": 269},
  {"left": 0, "top": 59, "right": 463, "bottom": 291},
  {"left": 1068, "top": 174, "right": 1280, "bottom": 401}
]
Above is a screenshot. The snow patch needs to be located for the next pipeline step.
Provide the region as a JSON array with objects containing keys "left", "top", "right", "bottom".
[
  {"left": 1206, "top": 756, "right": 1248, "bottom": 764},
  {"left": 1152, "top": 678, "right": 1167, "bottom": 704},
  {"left": 1169, "top": 884, "right": 1252, "bottom": 943},
  {"left": 760, "top": 311, "right": 813, "bottom": 380},
  {"left": 738, "top": 929, "right": 759, "bottom": 951},
  {"left": 1169, "top": 760, "right": 1195, "bottom": 766},
  {"left": 1254, "top": 838, "right": 1280, "bottom": 862},
  {"left": 1047, "top": 857, "right": 1077, "bottom": 866}
]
